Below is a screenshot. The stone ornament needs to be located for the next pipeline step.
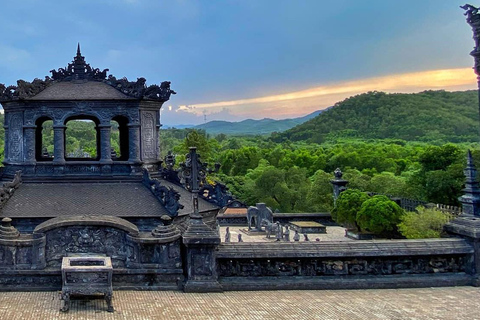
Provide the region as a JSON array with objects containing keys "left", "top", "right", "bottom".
[{"left": 0, "top": 44, "right": 176, "bottom": 102}]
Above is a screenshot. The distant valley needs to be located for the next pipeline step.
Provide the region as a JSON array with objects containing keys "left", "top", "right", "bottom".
[{"left": 163, "top": 110, "right": 324, "bottom": 135}]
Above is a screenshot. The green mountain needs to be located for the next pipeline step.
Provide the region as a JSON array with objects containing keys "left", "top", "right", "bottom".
[
  {"left": 280, "top": 90, "right": 480, "bottom": 143},
  {"left": 193, "top": 110, "right": 323, "bottom": 135}
]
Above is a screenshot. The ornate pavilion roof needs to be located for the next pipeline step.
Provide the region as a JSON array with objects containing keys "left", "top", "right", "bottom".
[
  {"left": 1, "top": 181, "right": 218, "bottom": 219},
  {"left": 0, "top": 44, "right": 176, "bottom": 102},
  {"left": 27, "top": 81, "right": 133, "bottom": 100}
]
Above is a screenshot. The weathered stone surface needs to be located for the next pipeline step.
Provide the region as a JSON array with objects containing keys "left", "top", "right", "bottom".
[{"left": 60, "top": 256, "right": 114, "bottom": 312}]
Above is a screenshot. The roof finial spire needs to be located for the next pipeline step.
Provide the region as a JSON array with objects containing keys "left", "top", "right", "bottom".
[{"left": 77, "top": 43, "right": 81, "bottom": 57}]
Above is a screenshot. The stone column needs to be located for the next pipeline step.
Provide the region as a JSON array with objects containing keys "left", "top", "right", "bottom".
[
  {"left": 23, "top": 125, "right": 36, "bottom": 164},
  {"left": 99, "top": 124, "right": 113, "bottom": 164},
  {"left": 53, "top": 125, "right": 66, "bottom": 164},
  {"left": 156, "top": 122, "right": 162, "bottom": 162},
  {"left": 445, "top": 150, "right": 480, "bottom": 286},
  {"left": 3, "top": 124, "right": 8, "bottom": 163},
  {"left": 182, "top": 148, "right": 222, "bottom": 293},
  {"left": 128, "top": 123, "right": 141, "bottom": 163}
]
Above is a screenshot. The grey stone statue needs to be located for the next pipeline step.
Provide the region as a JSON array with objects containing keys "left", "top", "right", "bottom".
[
  {"left": 247, "top": 203, "right": 273, "bottom": 231},
  {"left": 225, "top": 227, "right": 231, "bottom": 243},
  {"left": 275, "top": 222, "right": 282, "bottom": 241},
  {"left": 293, "top": 230, "right": 300, "bottom": 242},
  {"left": 284, "top": 226, "right": 290, "bottom": 242}
]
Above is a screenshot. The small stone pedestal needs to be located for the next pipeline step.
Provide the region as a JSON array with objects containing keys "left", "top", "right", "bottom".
[
  {"left": 289, "top": 221, "right": 326, "bottom": 234},
  {"left": 60, "top": 256, "right": 114, "bottom": 312},
  {"left": 182, "top": 217, "right": 222, "bottom": 293}
]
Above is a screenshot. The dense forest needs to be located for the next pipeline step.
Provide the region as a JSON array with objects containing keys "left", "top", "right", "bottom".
[
  {"left": 279, "top": 90, "right": 480, "bottom": 143},
  {"left": 0, "top": 90, "right": 479, "bottom": 214},
  {"left": 163, "top": 129, "right": 478, "bottom": 213}
]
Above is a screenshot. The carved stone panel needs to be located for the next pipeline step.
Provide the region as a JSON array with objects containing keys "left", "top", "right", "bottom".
[
  {"left": 217, "top": 256, "right": 467, "bottom": 278},
  {"left": 45, "top": 226, "right": 132, "bottom": 268},
  {"left": 8, "top": 113, "right": 23, "bottom": 162},
  {"left": 141, "top": 111, "right": 157, "bottom": 161}
]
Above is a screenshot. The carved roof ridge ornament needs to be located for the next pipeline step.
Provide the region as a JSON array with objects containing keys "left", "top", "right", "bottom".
[
  {"left": 462, "top": 4, "right": 480, "bottom": 78},
  {"left": 0, "top": 44, "right": 176, "bottom": 102},
  {"left": 49, "top": 42, "right": 109, "bottom": 82}
]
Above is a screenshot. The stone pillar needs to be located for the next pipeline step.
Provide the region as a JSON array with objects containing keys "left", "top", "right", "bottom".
[
  {"left": 128, "top": 124, "right": 141, "bottom": 163},
  {"left": 183, "top": 229, "right": 222, "bottom": 292},
  {"left": 182, "top": 148, "right": 222, "bottom": 292},
  {"left": 445, "top": 150, "right": 480, "bottom": 286},
  {"left": 53, "top": 125, "right": 66, "bottom": 164},
  {"left": 3, "top": 124, "right": 8, "bottom": 163},
  {"left": 23, "top": 125, "right": 36, "bottom": 164},
  {"left": 156, "top": 122, "right": 162, "bottom": 162},
  {"left": 99, "top": 124, "right": 113, "bottom": 164}
]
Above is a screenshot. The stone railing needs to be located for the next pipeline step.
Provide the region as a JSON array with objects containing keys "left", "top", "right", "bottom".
[
  {"left": 216, "top": 239, "right": 473, "bottom": 290},
  {"left": 367, "top": 192, "right": 461, "bottom": 215}
]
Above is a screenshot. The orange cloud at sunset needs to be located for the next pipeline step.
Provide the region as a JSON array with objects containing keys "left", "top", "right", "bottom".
[{"left": 177, "top": 68, "right": 478, "bottom": 119}]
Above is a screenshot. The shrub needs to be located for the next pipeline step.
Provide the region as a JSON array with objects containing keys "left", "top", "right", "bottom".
[
  {"left": 398, "top": 206, "right": 453, "bottom": 239},
  {"left": 356, "top": 195, "right": 404, "bottom": 236},
  {"left": 332, "top": 189, "right": 369, "bottom": 231}
]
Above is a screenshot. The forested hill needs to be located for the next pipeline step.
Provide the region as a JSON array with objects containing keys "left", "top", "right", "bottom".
[
  {"left": 279, "top": 90, "right": 480, "bottom": 143},
  {"left": 193, "top": 110, "right": 323, "bottom": 135}
]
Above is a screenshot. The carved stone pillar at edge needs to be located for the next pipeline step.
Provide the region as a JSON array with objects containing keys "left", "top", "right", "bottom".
[
  {"left": 52, "top": 125, "right": 66, "bottom": 165},
  {"left": 182, "top": 215, "right": 222, "bottom": 292},
  {"left": 182, "top": 148, "right": 222, "bottom": 293},
  {"left": 3, "top": 124, "right": 8, "bottom": 163},
  {"left": 445, "top": 151, "right": 480, "bottom": 286},
  {"left": 452, "top": 4, "right": 480, "bottom": 286},
  {"left": 127, "top": 123, "right": 141, "bottom": 164},
  {"left": 156, "top": 122, "right": 162, "bottom": 163},
  {"left": 23, "top": 125, "right": 36, "bottom": 165},
  {"left": 98, "top": 124, "right": 113, "bottom": 164}
]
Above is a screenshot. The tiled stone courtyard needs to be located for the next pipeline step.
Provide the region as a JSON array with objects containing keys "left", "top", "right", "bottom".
[{"left": 0, "top": 287, "right": 478, "bottom": 319}]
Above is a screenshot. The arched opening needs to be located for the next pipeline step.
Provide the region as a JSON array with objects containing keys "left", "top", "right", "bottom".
[
  {"left": 111, "top": 116, "right": 129, "bottom": 161},
  {"left": 35, "top": 117, "right": 54, "bottom": 161},
  {"left": 64, "top": 116, "right": 100, "bottom": 161}
]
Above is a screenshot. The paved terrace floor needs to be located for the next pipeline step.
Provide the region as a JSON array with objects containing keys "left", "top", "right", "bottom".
[
  {"left": 219, "top": 226, "right": 353, "bottom": 243},
  {"left": 0, "top": 287, "right": 478, "bottom": 319}
]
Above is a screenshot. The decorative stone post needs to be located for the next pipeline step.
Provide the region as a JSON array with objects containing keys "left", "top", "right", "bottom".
[
  {"left": 23, "top": 125, "right": 36, "bottom": 164},
  {"left": 330, "top": 168, "right": 349, "bottom": 206},
  {"left": 53, "top": 125, "right": 66, "bottom": 164},
  {"left": 3, "top": 123, "right": 8, "bottom": 163},
  {"left": 444, "top": 7, "right": 480, "bottom": 286},
  {"left": 128, "top": 123, "right": 141, "bottom": 163},
  {"left": 462, "top": 4, "right": 480, "bottom": 134},
  {"left": 156, "top": 122, "right": 162, "bottom": 162},
  {"left": 99, "top": 124, "right": 113, "bottom": 164},
  {"left": 181, "top": 147, "right": 222, "bottom": 292},
  {"left": 445, "top": 150, "right": 480, "bottom": 285},
  {"left": 0, "top": 218, "right": 20, "bottom": 239}
]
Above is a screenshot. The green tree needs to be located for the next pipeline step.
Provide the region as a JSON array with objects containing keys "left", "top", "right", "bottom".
[
  {"left": 331, "top": 189, "right": 369, "bottom": 231},
  {"left": 398, "top": 206, "right": 452, "bottom": 239},
  {"left": 306, "top": 170, "right": 334, "bottom": 212},
  {"left": 356, "top": 195, "right": 404, "bottom": 236}
]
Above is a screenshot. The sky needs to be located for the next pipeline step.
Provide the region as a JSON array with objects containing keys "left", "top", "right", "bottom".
[{"left": 0, "top": 0, "right": 478, "bottom": 125}]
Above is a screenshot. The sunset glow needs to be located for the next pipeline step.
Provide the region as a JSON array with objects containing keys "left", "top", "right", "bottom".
[{"left": 177, "top": 68, "right": 477, "bottom": 119}]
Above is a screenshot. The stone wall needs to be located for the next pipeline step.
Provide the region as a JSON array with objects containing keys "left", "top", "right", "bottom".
[{"left": 216, "top": 239, "right": 474, "bottom": 291}]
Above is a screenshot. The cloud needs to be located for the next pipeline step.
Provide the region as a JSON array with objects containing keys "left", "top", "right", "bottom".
[
  {"left": 0, "top": 45, "right": 32, "bottom": 69},
  {"left": 176, "top": 68, "right": 477, "bottom": 119},
  {"left": 161, "top": 106, "right": 241, "bottom": 126}
]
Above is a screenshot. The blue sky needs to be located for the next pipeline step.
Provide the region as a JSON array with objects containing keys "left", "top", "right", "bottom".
[{"left": 0, "top": 0, "right": 477, "bottom": 125}]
